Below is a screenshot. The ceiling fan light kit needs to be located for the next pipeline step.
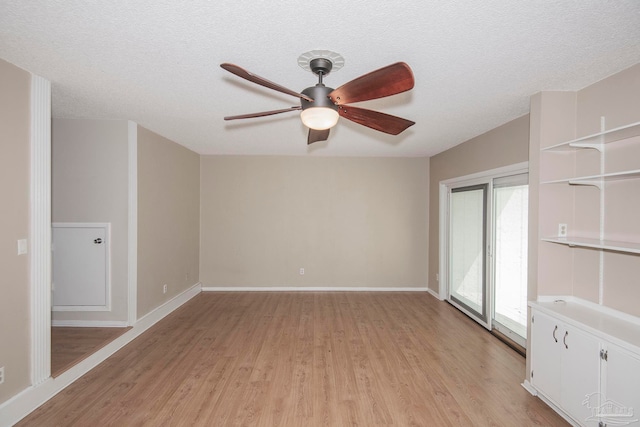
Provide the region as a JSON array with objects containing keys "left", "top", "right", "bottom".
[
  {"left": 221, "top": 50, "right": 415, "bottom": 144},
  {"left": 300, "top": 107, "right": 339, "bottom": 130}
]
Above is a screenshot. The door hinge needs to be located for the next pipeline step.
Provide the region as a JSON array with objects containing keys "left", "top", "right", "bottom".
[
  {"left": 532, "top": 315, "right": 534, "bottom": 323},
  {"left": 531, "top": 370, "right": 534, "bottom": 378},
  {"left": 600, "top": 349, "right": 608, "bottom": 361}
]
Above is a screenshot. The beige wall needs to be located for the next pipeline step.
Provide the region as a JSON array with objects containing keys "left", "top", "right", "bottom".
[
  {"left": 428, "top": 115, "right": 530, "bottom": 293},
  {"left": 0, "top": 59, "right": 31, "bottom": 404},
  {"left": 577, "top": 64, "right": 640, "bottom": 135},
  {"left": 200, "top": 156, "right": 429, "bottom": 288},
  {"left": 137, "top": 126, "right": 200, "bottom": 318},
  {"left": 52, "top": 119, "right": 130, "bottom": 322},
  {"left": 528, "top": 92, "right": 577, "bottom": 301},
  {"left": 532, "top": 64, "right": 640, "bottom": 313}
]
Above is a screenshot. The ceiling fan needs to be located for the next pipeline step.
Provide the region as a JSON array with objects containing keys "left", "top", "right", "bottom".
[{"left": 221, "top": 52, "right": 416, "bottom": 145}]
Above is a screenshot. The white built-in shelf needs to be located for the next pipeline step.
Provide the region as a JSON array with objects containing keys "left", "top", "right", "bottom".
[
  {"left": 542, "top": 236, "right": 640, "bottom": 254},
  {"left": 540, "top": 169, "right": 640, "bottom": 185},
  {"left": 541, "top": 121, "right": 640, "bottom": 152}
]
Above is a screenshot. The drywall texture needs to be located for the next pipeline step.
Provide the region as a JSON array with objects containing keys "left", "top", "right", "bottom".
[
  {"left": 0, "top": 59, "right": 31, "bottom": 405},
  {"left": 428, "top": 115, "right": 530, "bottom": 294},
  {"left": 137, "top": 126, "right": 200, "bottom": 318},
  {"left": 200, "top": 156, "right": 429, "bottom": 288},
  {"left": 52, "top": 119, "right": 130, "bottom": 322},
  {"left": 577, "top": 64, "right": 640, "bottom": 135}
]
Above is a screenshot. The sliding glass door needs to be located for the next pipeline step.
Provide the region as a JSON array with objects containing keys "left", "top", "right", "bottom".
[
  {"left": 449, "top": 184, "right": 488, "bottom": 325},
  {"left": 444, "top": 168, "right": 529, "bottom": 344}
]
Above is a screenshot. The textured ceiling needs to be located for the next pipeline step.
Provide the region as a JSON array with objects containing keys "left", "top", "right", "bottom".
[{"left": 1, "top": 1, "right": 639, "bottom": 157}]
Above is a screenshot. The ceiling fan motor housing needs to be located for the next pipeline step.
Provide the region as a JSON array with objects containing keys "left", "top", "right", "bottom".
[
  {"left": 301, "top": 57, "right": 339, "bottom": 112},
  {"left": 300, "top": 85, "right": 338, "bottom": 112}
]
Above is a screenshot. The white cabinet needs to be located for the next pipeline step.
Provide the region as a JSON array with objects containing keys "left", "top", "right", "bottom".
[
  {"left": 531, "top": 309, "right": 600, "bottom": 425},
  {"left": 560, "top": 325, "right": 601, "bottom": 425},
  {"left": 531, "top": 310, "right": 562, "bottom": 403},
  {"left": 530, "top": 302, "right": 640, "bottom": 427},
  {"left": 600, "top": 344, "right": 640, "bottom": 426}
]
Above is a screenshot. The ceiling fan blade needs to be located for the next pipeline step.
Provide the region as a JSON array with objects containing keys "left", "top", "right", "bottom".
[
  {"left": 329, "top": 62, "right": 414, "bottom": 105},
  {"left": 224, "top": 106, "right": 301, "bottom": 121},
  {"left": 308, "top": 128, "right": 330, "bottom": 145},
  {"left": 338, "top": 105, "right": 415, "bottom": 135},
  {"left": 221, "top": 63, "right": 314, "bottom": 102}
]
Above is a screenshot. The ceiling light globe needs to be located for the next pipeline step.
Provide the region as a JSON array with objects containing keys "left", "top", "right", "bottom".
[{"left": 300, "top": 107, "right": 339, "bottom": 130}]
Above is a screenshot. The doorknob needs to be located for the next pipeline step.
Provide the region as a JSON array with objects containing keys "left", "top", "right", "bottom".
[{"left": 94, "top": 238, "right": 103, "bottom": 244}]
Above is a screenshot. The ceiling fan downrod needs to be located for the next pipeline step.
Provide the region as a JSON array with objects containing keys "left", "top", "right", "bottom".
[{"left": 301, "top": 57, "right": 338, "bottom": 113}]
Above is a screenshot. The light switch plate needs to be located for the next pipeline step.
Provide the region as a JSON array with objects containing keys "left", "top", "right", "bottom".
[{"left": 17, "top": 239, "right": 27, "bottom": 255}]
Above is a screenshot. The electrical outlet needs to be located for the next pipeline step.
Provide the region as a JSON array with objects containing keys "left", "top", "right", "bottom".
[
  {"left": 299, "top": 268, "right": 305, "bottom": 275},
  {"left": 163, "top": 284, "right": 167, "bottom": 294},
  {"left": 0, "top": 366, "right": 5, "bottom": 384},
  {"left": 558, "top": 223, "right": 568, "bottom": 237}
]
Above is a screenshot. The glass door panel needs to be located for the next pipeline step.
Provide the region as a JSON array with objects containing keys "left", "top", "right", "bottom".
[
  {"left": 449, "top": 184, "right": 488, "bottom": 323},
  {"left": 492, "top": 175, "right": 528, "bottom": 344}
]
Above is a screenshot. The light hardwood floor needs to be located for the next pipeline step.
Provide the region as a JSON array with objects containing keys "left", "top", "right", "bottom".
[
  {"left": 20, "top": 293, "right": 567, "bottom": 426},
  {"left": 51, "top": 326, "right": 130, "bottom": 377}
]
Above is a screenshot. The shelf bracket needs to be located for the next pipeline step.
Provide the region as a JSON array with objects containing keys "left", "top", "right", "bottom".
[
  {"left": 569, "top": 180, "right": 603, "bottom": 189},
  {"left": 569, "top": 142, "right": 603, "bottom": 152}
]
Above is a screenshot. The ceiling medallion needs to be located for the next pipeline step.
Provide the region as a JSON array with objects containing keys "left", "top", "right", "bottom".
[{"left": 297, "top": 50, "right": 345, "bottom": 74}]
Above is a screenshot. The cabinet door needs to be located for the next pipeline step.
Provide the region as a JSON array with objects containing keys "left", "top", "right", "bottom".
[
  {"left": 531, "top": 310, "right": 562, "bottom": 404},
  {"left": 560, "top": 324, "right": 601, "bottom": 426},
  {"left": 602, "top": 344, "right": 640, "bottom": 425}
]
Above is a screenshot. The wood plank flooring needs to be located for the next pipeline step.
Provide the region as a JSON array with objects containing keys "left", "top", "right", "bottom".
[
  {"left": 51, "top": 326, "right": 130, "bottom": 377},
  {"left": 20, "top": 293, "right": 567, "bottom": 426}
]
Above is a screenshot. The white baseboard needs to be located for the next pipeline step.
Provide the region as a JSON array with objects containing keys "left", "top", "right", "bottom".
[
  {"left": 136, "top": 283, "right": 201, "bottom": 325},
  {"left": 521, "top": 380, "right": 537, "bottom": 396},
  {"left": 426, "top": 287, "right": 443, "bottom": 300},
  {"left": 0, "top": 283, "right": 202, "bottom": 427},
  {"left": 201, "top": 286, "right": 428, "bottom": 292},
  {"left": 51, "top": 320, "right": 129, "bottom": 328}
]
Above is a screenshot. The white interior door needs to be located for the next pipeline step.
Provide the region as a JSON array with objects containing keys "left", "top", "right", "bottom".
[{"left": 52, "top": 223, "right": 110, "bottom": 311}]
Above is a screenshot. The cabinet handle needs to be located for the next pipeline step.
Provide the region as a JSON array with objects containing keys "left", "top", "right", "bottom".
[
  {"left": 563, "top": 331, "right": 568, "bottom": 349},
  {"left": 552, "top": 325, "right": 558, "bottom": 343}
]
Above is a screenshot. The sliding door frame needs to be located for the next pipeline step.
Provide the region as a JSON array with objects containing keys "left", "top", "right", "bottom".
[
  {"left": 438, "top": 162, "right": 528, "bottom": 331},
  {"left": 448, "top": 182, "right": 490, "bottom": 328}
]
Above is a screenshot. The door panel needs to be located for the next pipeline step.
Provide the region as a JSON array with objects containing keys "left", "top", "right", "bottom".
[
  {"left": 601, "top": 345, "right": 640, "bottom": 425},
  {"left": 530, "top": 310, "right": 561, "bottom": 405},
  {"left": 53, "top": 225, "right": 107, "bottom": 308},
  {"left": 492, "top": 178, "right": 528, "bottom": 342},
  {"left": 561, "top": 325, "right": 601, "bottom": 425},
  {"left": 449, "top": 184, "right": 488, "bottom": 323}
]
